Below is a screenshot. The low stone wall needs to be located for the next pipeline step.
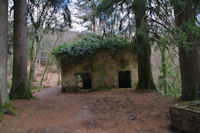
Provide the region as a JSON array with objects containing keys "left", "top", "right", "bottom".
[{"left": 170, "top": 106, "right": 200, "bottom": 133}]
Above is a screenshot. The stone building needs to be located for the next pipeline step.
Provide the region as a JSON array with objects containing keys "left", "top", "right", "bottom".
[{"left": 60, "top": 48, "right": 138, "bottom": 92}]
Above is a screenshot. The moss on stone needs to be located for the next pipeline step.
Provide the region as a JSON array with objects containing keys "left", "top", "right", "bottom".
[
  {"left": 62, "top": 86, "right": 79, "bottom": 93},
  {"left": 177, "top": 100, "right": 200, "bottom": 111},
  {"left": 119, "top": 57, "right": 129, "bottom": 68},
  {"left": 93, "top": 64, "right": 106, "bottom": 72}
]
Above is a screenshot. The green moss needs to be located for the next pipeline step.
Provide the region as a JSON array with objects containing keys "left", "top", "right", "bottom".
[
  {"left": 30, "top": 84, "right": 44, "bottom": 93},
  {"left": 10, "top": 83, "right": 32, "bottom": 100},
  {"left": 0, "top": 102, "right": 16, "bottom": 121},
  {"left": 2, "top": 102, "right": 16, "bottom": 115},
  {"left": 0, "top": 106, "right": 3, "bottom": 121},
  {"left": 132, "top": 82, "right": 137, "bottom": 89},
  {"left": 93, "top": 64, "right": 106, "bottom": 72},
  {"left": 62, "top": 86, "right": 79, "bottom": 93},
  {"left": 177, "top": 100, "right": 200, "bottom": 111},
  {"left": 95, "top": 74, "right": 108, "bottom": 85}
]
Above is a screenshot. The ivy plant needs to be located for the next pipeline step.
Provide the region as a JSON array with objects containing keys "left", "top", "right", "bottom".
[{"left": 52, "top": 33, "right": 134, "bottom": 60}]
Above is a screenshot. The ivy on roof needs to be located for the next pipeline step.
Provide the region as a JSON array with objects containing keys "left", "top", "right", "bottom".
[{"left": 52, "top": 33, "right": 134, "bottom": 59}]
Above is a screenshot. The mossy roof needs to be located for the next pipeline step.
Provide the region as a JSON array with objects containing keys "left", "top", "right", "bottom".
[{"left": 52, "top": 33, "right": 135, "bottom": 59}]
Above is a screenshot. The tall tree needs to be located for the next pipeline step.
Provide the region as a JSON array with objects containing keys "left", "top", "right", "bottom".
[
  {"left": 0, "top": 0, "right": 9, "bottom": 105},
  {"left": 75, "top": 0, "right": 133, "bottom": 36},
  {"left": 98, "top": 2, "right": 135, "bottom": 38},
  {"left": 10, "top": 0, "right": 32, "bottom": 99},
  {"left": 98, "top": 0, "right": 156, "bottom": 90},
  {"left": 173, "top": 0, "right": 200, "bottom": 100},
  {"left": 73, "top": 0, "right": 99, "bottom": 32},
  {"left": 27, "top": 0, "right": 71, "bottom": 85},
  {"left": 134, "top": 0, "right": 156, "bottom": 90}
]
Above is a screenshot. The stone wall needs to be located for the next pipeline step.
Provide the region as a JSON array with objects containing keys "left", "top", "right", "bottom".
[
  {"left": 170, "top": 106, "right": 200, "bottom": 133},
  {"left": 61, "top": 49, "right": 138, "bottom": 91}
]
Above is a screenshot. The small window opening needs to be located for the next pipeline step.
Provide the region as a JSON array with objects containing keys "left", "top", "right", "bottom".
[
  {"left": 118, "top": 71, "right": 131, "bottom": 88},
  {"left": 75, "top": 72, "right": 92, "bottom": 89}
]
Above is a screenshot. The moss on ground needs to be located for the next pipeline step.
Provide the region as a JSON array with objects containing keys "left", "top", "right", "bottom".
[{"left": 0, "top": 102, "right": 16, "bottom": 121}]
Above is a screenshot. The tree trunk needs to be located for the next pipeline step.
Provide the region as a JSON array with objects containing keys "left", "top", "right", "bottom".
[
  {"left": 198, "top": 49, "right": 200, "bottom": 98},
  {"left": 40, "top": 32, "right": 62, "bottom": 86},
  {"left": 28, "top": 37, "right": 35, "bottom": 86},
  {"left": 134, "top": 0, "right": 156, "bottom": 90},
  {"left": 40, "top": 54, "right": 52, "bottom": 86},
  {"left": 58, "top": 68, "right": 61, "bottom": 85},
  {"left": 174, "top": 0, "right": 199, "bottom": 100},
  {"left": 161, "top": 46, "right": 167, "bottom": 94},
  {"left": 29, "top": 34, "right": 43, "bottom": 86},
  {"left": 0, "top": 0, "right": 9, "bottom": 105},
  {"left": 92, "top": 0, "right": 96, "bottom": 33},
  {"left": 10, "top": 0, "right": 32, "bottom": 99},
  {"left": 179, "top": 45, "right": 199, "bottom": 100}
]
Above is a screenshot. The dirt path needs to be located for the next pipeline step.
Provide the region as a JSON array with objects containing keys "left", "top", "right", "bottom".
[{"left": 0, "top": 87, "right": 176, "bottom": 133}]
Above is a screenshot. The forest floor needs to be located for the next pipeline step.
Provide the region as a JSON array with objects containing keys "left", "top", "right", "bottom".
[{"left": 0, "top": 87, "right": 176, "bottom": 133}]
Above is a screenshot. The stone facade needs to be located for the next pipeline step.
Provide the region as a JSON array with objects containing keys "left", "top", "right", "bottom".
[
  {"left": 170, "top": 106, "right": 200, "bottom": 133},
  {"left": 61, "top": 49, "right": 138, "bottom": 92}
]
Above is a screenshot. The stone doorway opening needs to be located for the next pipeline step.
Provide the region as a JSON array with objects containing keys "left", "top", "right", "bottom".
[
  {"left": 76, "top": 72, "right": 92, "bottom": 89},
  {"left": 118, "top": 71, "right": 131, "bottom": 88}
]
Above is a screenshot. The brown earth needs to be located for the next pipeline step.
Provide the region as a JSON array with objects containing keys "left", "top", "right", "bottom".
[{"left": 0, "top": 87, "right": 176, "bottom": 133}]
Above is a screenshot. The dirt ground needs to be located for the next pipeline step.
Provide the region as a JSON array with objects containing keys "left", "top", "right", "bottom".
[{"left": 0, "top": 87, "right": 176, "bottom": 133}]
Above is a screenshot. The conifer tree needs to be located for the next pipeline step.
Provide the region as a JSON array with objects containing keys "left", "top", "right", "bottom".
[
  {"left": 10, "top": 0, "right": 32, "bottom": 99},
  {"left": 173, "top": 0, "right": 200, "bottom": 100},
  {"left": 98, "top": 0, "right": 156, "bottom": 90}
]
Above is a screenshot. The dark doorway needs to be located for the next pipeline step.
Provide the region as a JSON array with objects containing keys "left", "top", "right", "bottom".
[
  {"left": 118, "top": 71, "right": 131, "bottom": 88},
  {"left": 81, "top": 73, "right": 92, "bottom": 89},
  {"left": 76, "top": 72, "right": 92, "bottom": 89}
]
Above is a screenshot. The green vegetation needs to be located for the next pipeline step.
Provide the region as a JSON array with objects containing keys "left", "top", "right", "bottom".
[
  {"left": 52, "top": 34, "right": 133, "bottom": 60},
  {"left": 0, "top": 102, "right": 16, "bottom": 121},
  {"left": 158, "top": 58, "right": 182, "bottom": 98},
  {"left": 157, "top": 34, "right": 182, "bottom": 98}
]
